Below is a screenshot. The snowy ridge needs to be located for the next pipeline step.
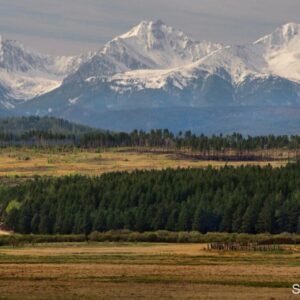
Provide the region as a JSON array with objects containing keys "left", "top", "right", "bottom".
[
  {"left": 104, "top": 20, "right": 223, "bottom": 69},
  {"left": 65, "top": 20, "right": 223, "bottom": 84},
  {"left": 254, "top": 23, "right": 300, "bottom": 82},
  {"left": 0, "top": 37, "right": 91, "bottom": 100},
  {"left": 1, "top": 20, "right": 300, "bottom": 110},
  {"left": 109, "top": 68, "right": 192, "bottom": 93},
  {"left": 254, "top": 23, "right": 300, "bottom": 48},
  {"left": 64, "top": 20, "right": 300, "bottom": 95}
]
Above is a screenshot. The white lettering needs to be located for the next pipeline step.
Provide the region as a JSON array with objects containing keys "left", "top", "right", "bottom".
[{"left": 292, "top": 284, "right": 300, "bottom": 295}]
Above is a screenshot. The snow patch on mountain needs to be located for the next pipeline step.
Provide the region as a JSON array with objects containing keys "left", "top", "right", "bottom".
[
  {"left": 68, "top": 97, "right": 80, "bottom": 105},
  {"left": 0, "top": 69, "right": 61, "bottom": 100},
  {"left": 1, "top": 100, "right": 15, "bottom": 110},
  {"left": 187, "top": 45, "right": 269, "bottom": 84}
]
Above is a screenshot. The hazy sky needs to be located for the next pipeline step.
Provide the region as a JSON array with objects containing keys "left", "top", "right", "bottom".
[{"left": 0, "top": 0, "right": 300, "bottom": 56}]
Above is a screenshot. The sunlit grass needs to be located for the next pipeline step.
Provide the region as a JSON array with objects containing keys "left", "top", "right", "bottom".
[
  {"left": 0, "top": 243, "right": 298, "bottom": 299},
  {"left": 0, "top": 147, "right": 288, "bottom": 178}
]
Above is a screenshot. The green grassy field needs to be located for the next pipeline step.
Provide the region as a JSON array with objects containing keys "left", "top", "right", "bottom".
[{"left": 0, "top": 242, "right": 298, "bottom": 299}]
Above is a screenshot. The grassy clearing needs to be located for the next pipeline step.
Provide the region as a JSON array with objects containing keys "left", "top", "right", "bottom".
[
  {"left": 0, "top": 243, "right": 298, "bottom": 299},
  {"left": 0, "top": 147, "right": 288, "bottom": 178}
]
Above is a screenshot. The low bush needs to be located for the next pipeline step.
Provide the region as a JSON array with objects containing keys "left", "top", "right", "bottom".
[{"left": 1, "top": 231, "right": 300, "bottom": 247}]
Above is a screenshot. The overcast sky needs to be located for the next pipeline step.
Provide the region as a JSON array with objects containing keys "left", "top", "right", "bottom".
[{"left": 0, "top": 0, "right": 300, "bottom": 56}]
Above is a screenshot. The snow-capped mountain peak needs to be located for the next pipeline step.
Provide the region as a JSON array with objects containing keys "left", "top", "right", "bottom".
[
  {"left": 2, "top": 19, "right": 300, "bottom": 128},
  {"left": 253, "top": 22, "right": 300, "bottom": 82},
  {"left": 0, "top": 37, "right": 47, "bottom": 73},
  {"left": 0, "top": 36, "right": 91, "bottom": 101},
  {"left": 255, "top": 22, "right": 300, "bottom": 48},
  {"left": 117, "top": 19, "right": 187, "bottom": 49},
  {"left": 280, "top": 22, "right": 300, "bottom": 40},
  {"left": 107, "top": 20, "right": 223, "bottom": 68},
  {"left": 65, "top": 20, "right": 223, "bottom": 84},
  {"left": 118, "top": 20, "right": 166, "bottom": 40}
]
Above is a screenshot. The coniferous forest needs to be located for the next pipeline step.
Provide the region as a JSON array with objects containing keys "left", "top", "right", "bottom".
[
  {"left": 1, "top": 117, "right": 300, "bottom": 236},
  {"left": 1, "top": 116, "right": 300, "bottom": 152},
  {"left": 2, "top": 127, "right": 300, "bottom": 156},
  {"left": 1, "top": 163, "right": 300, "bottom": 235}
]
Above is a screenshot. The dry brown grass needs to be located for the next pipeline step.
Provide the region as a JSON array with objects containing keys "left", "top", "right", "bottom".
[
  {"left": 0, "top": 229, "right": 11, "bottom": 235},
  {"left": 0, "top": 148, "right": 288, "bottom": 178},
  {"left": 0, "top": 243, "right": 298, "bottom": 299}
]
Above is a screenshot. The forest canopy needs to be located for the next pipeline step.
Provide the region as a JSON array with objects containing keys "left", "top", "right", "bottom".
[
  {"left": 1, "top": 163, "right": 300, "bottom": 235},
  {"left": 1, "top": 117, "right": 300, "bottom": 152}
]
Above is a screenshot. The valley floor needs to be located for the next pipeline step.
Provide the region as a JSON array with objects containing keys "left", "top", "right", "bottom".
[
  {"left": 0, "top": 147, "right": 288, "bottom": 178},
  {"left": 0, "top": 242, "right": 298, "bottom": 299}
]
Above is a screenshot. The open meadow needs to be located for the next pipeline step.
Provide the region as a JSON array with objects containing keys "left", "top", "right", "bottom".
[
  {"left": 0, "top": 146, "right": 298, "bottom": 299},
  {"left": 0, "top": 242, "right": 298, "bottom": 299},
  {"left": 0, "top": 147, "right": 288, "bottom": 178}
]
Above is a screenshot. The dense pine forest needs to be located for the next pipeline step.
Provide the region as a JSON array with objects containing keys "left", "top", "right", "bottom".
[
  {"left": 1, "top": 117, "right": 300, "bottom": 236},
  {"left": 1, "top": 163, "right": 300, "bottom": 235}
]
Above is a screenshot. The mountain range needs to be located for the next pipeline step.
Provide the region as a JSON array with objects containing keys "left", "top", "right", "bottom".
[{"left": 1, "top": 20, "right": 300, "bottom": 134}]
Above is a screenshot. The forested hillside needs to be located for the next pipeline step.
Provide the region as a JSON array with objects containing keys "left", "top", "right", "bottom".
[
  {"left": 1, "top": 163, "right": 300, "bottom": 234},
  {"left": 0, "top": 116, "right": 95, "bottom": 135},
  {"left": 1, "top": 118, "right": 300, "bottom": 154}
]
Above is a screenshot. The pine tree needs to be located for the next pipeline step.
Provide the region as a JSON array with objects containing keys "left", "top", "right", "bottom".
[
  {"left": 6, "top": 208, "right": 19, "bottom": 232},
  {"left": 93, "top": 210, "right": 107, "bottom": 232},
  {"left": 256, "top": 199, "right": 274, "bottom": 233}
]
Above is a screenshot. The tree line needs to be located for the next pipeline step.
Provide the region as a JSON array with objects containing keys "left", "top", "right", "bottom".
[
  {"left": 1, "top": 116, "right": 300, "bottom": 152},
  {"left": 1, "top": 129, "right": 300, "bottom": 152},
  {"left": 1, "top": 163, "right": 300, "bottom": 234}
]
